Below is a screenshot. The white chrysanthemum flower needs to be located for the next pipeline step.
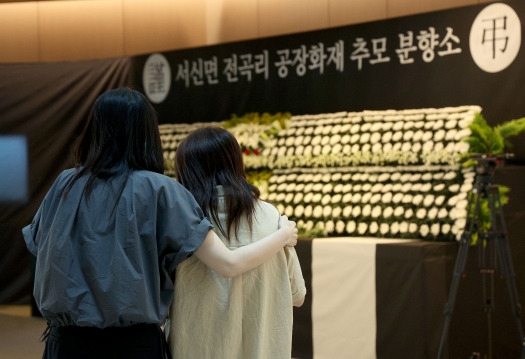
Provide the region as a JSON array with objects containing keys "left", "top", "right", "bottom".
[
  {"left": 382, "top": 192, "right": 393, "bottom": 203},
  {"left": 321, "top": 195, "right": 331, "bottom": 206},
  {"left": 380, "top": 223, "right": 389, "bottom": 235},
  {"left": 361, "top": 193, "right": 372, "bottom": 204},
  {"left": 399, "top": 222, "right": 408, "bottom": 233},
  {"left": 267, "top": 193, "right": 277, "bottom": 202},
  {"left": 331, "top": 143, "right": 342, "bottom": 154},
  {"left": 455, "top": 128, "right": 472, "bottom": 140},
  {"left": 294, "top": 145, "right": 304, "bottom": 156},
  {"left": 321, "top": 136, "right": 330, "bottom": 146},
  {"left": 286, "top": 147, "right": 295, "bottom": 156},
  {"left": 377, "top": 173, "right": 389, "bottom": 182},
  {"left": 445, "top": 129, "right": 457, "bottom": 141},
  {"left": 461, "top": 183, "right": 473, "bottom": 193},
  {"left": 333, "top": 184, "right": 344, "bottom": 193},
  {"left": 393, "top": 207, "right": 404, "bottom": 217},
  {"left": 321, "top": 183, "right": 333, "bottom": 193},
  {"left": 293, "top": 193, "right": 304, "bottom": 204},
  {"left": 368, "top": 132, "right": 381, "bottom": 146},
  {"left": 408, "top": 223, "right": 418, "bottom": 233},
  {"left": 392, "top": 121, "right": 404, "bottom": 131},
  {"left": 430, "top": 223, "right": 441, "bottom": 236},
  {"left": 304, "top": 220, "right": 314, "bottom": 231},
  {"left": 390, "top": 172, "right": 402, "bottom": 181},
  {"left": 285, "top": 205, "right": 294, "bottom": 217},
  {"left": 448, "top": 183, "right": 460, "bottom": 193},
  {"left": 312, "top": 145, "right": 322, "bottom": 156},
  {"left": 343, "top": 206, "right": 353, "bottom": 217},
  {"left": 403, "top": 131, "right": 414, "bottom": 142},
  {"left": 420, "top": 183, "right": 432, "bottom": 192},
  {"left": 322, "top": 205, "right": 332, "bottom": 218},
  {"left": 285, "top": 136, "right": 295, "bottom": 147},
  {"left": 449, "top": 208, "right": 459, "bottom": 220},
  {"left": 350, "top": 134, "right": 361, "bottom": 144},
  {"left": 383, "top": 206, "right": 394, "bottom": 218},
  {"left": 455, "top": 142, "right": 470, "bottom": 153},
  {"left": 350, "top": 124, "right": 360, "bottom": 134},
  {"left": 303, "top": 182, "right": 313, "bottom": 192},
  {"left": 312, "top": 182, "right": 323, "bottom": 191},
  {"left": 295, "top": 183, "right": 305, "bottom": 192},
  {"left": 382, "top": 132, "right": 393, "bottom": 143},
  {"left": 368, "top": 222, "right": 378, "bottom": 234},
  {"left": 392, "top": 131, "right": 403, "bottom": 142},
  {"left": 312, "top": 193, "right": 323, "bottom": 203},
  {"left": 277, "top": 147, "right": 287, "bottom": 157},
  {"left": 441, "top": 223, "right": 451, "bottom": 234},
  {"left": 332, "top": 206, "right": 342, "bottom": 218},
  {"left": 342, "top": 193, "right": 353, "bottom": 203},
  {"left": 311, "top": 135, "right": 322, "bottom": 146},
  {"left": 410, "top": 183, "right": 422, "bottom": 192},
  {"left": 303, "top": 193, "right": 313, "bottom": 203},
  {"left": 404, "top": 208, "right": 414, "bottom": 219},
  {"left": 422, "top": 131, "right": 433, "bottom": 142},
  {"left": 276, "top": 203, "right": 285, "bottom": 214},
  {"left": 428, "top": 207, "right": 438, "bottom": 220},
  {"left": 423, "top": 194, "right": 435, "bottom": 207},
  {"left": 285, "top": 193, "right": 295, "bottom": 204},
  {"left": 331, "top": 194, "right": 342, "bottom": 205},
  {"left": 392, "top": 193, "right": 404, "bottom": 203},
  {"left": 381, "top": 121, "right": 393, "bottom": 130},
  {"left": 420, "top": 224, "right": 430, "bottom": 237},
  {"left": 400, "top": 183, "right": 412, "bottom": 192},
  {"left": 361, "top": 204, "right": 371, "bottom": 217},
  {"left": 455, "top": 218, "right": 467, "bottom": 231},
  {"left": 303, "top": 146, "right": 313, "bottom": 156},
  {"left": 421, "top": 173, "right": 433, "bottom": 181},
  {"left": 433, "top": 183, "right": 445, "bottom": 192},
  {"left": 294, "top": 205, "right": 305, "bottom": 217},
  {"left": 351, "top": 144, "right": 360, "bottom": 153},
  {"left": 276, "top": 193, "right": 286, "bottom": 202},
  {"left": 336, "top": 220, "right": 346, "bottom": 234},
  {"left": 313, "top": 205, "right": 324, "bottom": 218},
  {"left": 456, "top": 208, "right": 468, "bottom": 219},
  {"left": 352, "top": 206, "right": 361, "bottom": 217},
  {"left": 416, "top": 208, "right": 427, "bottom": 219},
  {"left": 390, "top": 222, "right": 400, "bottom": 234},
  {"left": 422, "top": 141, "right": 434, "bottom": 153},
  {"left": 456, "top": 199, "right": 469, "bottom": 210},
  {"left": 400, "top": 142, "right": 411, "bottom": 152},
  {"left": 437, "top": 208, "right": 448, "bottom": 219},
  {"left": 346, "top": 221, "right": 357, "bottom": 233},
  {"left": 434, "top": 195, "right": 445, "bottom": 206},
  {"left": 325, "top": 220, "right": 335, "bottom": 233},
  {"left": 370, "top": 193, "right": 382, "bottom": 204},
  {"left": 341, "top": 134, "right": 351, "bottom": 144},
  {"left": 412, "top": 130, "right": 423, "bottom": 142},
  {"left": 357, "top": 222, "right": 368, "bottom": 235},
  {"left": 351, "top": 193, "right": 362, "bottom": 203},
  {"left": 402, "top": 194, "right": 413, "bottom": 204}
]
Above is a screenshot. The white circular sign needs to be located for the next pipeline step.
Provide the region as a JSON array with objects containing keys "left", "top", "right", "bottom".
[
  {"left": 469, "top": 3, "right": 521, "bottom": 73},
  {"left": 142, "top": 53, "right": 171, "bottom": 103}
]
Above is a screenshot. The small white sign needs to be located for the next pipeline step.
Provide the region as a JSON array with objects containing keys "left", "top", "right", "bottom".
[
  {"left": 470, "top": 3, "right": 521, "bottom": 73},
  {"left": 143, "top": 53, "right": 171, "bottom": 103}
]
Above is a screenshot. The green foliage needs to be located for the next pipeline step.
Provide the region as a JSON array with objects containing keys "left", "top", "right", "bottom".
[
  {"left": 223, "top": 112, "right": 291, "bottom": 135},
  {"left": 463, "top": 113, "right": 525, "bottom": 244}
]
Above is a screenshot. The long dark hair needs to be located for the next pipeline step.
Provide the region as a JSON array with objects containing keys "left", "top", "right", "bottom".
[
  {"left": 175, "top": 127, "right": 259, "bottom": 240},
  {"left": 64, "top": 88, "right": 164, "bottom": 200}
]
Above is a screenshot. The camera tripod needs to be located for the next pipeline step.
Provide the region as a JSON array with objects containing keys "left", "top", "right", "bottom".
[{"left": 437, "top": 155, "right": 525, "bottom": 359}]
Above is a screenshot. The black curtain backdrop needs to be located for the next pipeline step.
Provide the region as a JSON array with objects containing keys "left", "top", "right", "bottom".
[{"left": 0, "top": 57, "right": 132, "bottom": 304}]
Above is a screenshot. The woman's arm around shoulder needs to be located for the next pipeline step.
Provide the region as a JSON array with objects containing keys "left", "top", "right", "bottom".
[{"left": 195, "top": 215, "right": 297, "bottom": 278}]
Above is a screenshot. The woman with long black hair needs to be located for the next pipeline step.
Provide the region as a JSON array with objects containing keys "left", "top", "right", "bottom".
[{"left": 22, "top": 88, "right": 297, "bottom": 359}]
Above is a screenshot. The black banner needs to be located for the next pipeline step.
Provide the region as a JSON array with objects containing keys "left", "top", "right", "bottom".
[{"left": 131, "top": 1, "right": 525, "bottom": 160}]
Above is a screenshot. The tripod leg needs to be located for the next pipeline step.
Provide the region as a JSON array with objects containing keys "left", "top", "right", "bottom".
[
  {"left": 488, "top": 187, "right": 525, "bottom": 357},
  {"left": 437, "top": 191, "right": 481, "bottom": 359},
  {"left": 437, "top": 234, "right": 471, "bottom": 359}
]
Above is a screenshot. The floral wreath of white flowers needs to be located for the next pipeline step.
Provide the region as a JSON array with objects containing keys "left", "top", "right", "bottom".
[{"left": 159, "top": 107, "right": 525, "bottom": 242}]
